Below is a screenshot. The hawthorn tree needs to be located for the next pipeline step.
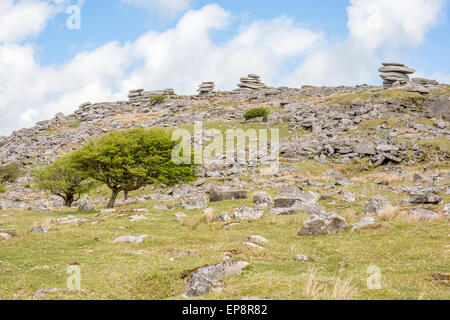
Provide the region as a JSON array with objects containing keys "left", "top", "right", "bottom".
[
  {"left": 72, "top": 128, "right": 196, "bottom": 208},
  {"left": 33, "top": 156, "right": 97, "bottom": 207},
  {"left": 0, "top": 163, "right": 21, "bottom": 185}
]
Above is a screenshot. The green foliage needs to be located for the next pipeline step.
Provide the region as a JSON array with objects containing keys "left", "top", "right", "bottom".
[
  {"left": 0, "top": 186, "right": 6, "bottom": 194},
  {"left": 149, "top": 95, "right": 168, "bottom": 104},
  {"left": 68, "top": 120, "right": 82, "bottom": 128},
  {"left": 0, "top": 163, "right": 21, "bottom": 185},
  {"left": 33, "top": 155, "right": 97, "bottom": 207},
  {"left": 244, "top": 107, "right": 269, "bottom": 121},
  {"left": 72, "top": 128, "right": 197, "bottom": 208}
]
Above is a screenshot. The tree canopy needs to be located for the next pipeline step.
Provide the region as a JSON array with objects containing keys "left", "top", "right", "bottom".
[
  {"left": 33, "top": 155, "right": 97, "bottom": 207},
  {"left": 72, "top": 128, "right": 197, "bottom": 208}
]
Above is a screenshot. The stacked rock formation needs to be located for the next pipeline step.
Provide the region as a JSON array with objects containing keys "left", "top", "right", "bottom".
[
  {"left": 128, "top": 88, "right": 175, "bottom": 101},
  {"left": 197, "top": 82, "right": 215, "bottom": 96},
  {"left": 379, "top": 63, "right": 415, "bottom": 88},
  {"left": 236, "top": 74, "right": 267, "bottom": 92}
]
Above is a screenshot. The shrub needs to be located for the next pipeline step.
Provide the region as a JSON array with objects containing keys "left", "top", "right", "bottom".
[
  {"left": 149, "top": 95, "right": 168, "bottom": 104},
  {"left": 0, "top": 163, "right": 21, "bottom": 185},
  {"left": 33, "top": 156, "right": 98, "bottom": 207},
  {"left": 71, "top": 128, "right": 197, "bottom": 208},
  {"left": 243, "top": 108, "right": 269, "bottom": 121}
]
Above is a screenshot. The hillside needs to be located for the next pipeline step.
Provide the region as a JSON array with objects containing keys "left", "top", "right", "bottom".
[{"left": 0, "top": 79, "right": 449, "bottom": 300}]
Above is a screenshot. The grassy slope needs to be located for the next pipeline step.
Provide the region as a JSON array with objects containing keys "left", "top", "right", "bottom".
[
  {"left": 0, "top": 187, "right": 448, "bottom": 300},
  {"left": 0, "top": 87, "right": 449, "bottom": 300}
]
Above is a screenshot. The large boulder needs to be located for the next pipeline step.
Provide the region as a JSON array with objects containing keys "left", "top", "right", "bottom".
[
  {"left": 182, "top": 261, "right": 250, "bottom": 297},
  {"left": 209, "top": 187, "right": 248, "bottom": 203},
  {"left": 32, "top": 199, "right": 53, "bottom": 213},
  {"left": 233, "top": 207, "right": 264, "bottom": 220},
  {"left": 181, "top": 194, "right": 208, "bottom": 209},
  {"left": 77, "top": 196, "right": 94, "bottom": 211},
  {"left": 426, "top": 96, "right": 450, "bottom": 120},
  {"left": 274, "top": 189, "right": 320, "bottom": 208},
  {"left": 253, "top": 192, "right": 273, "bottom": 208},
  {"left": 364, "top": 195, "right": 389, "bottom": 216},
  {"left": 408, "top": 188, "right": 442, "bottom": 204},
  {"left": 409, "top": 208, "right": 440, "bottom": 221},
  {"left": 297, "top": 212, "right": 347, "bottom": 236}
]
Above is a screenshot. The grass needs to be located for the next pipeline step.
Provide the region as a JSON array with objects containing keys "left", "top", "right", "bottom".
[
  {"left": 328, "top": 88, "right": 424, "bottom": 105},
  {"left": 0, "top": 194, "right": 448, "bottom": 300}
]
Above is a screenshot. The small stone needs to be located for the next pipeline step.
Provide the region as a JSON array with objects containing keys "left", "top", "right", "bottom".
[
  {"left": 293, "top": 254, "right": 315, "bottom": 263},
  {"left": 112, "top": 235, "right": 149, "bottom": 244},
  {"left": 0, "top": 232, "right": 12, "bottom": 240},
  {"left": 129, "top": 215, "right": 148, "bottom": 222},
  {"left": 31, "top": 226, "right": 49, "bottom": 234},
  {"left": 352, "top": 217, "right": 379, "bottom": 231},
  {"left": 245, "top": 235, "right": 269, "bottom": 244},
  {"left": 214, "top": 213, "right": 231, "bottom": 222},
  {"left": 174, "top": 212, "right": 188, "bottom": 218},
  {"left": 243, "top": 242, "right": 265, "bottom": 250}
]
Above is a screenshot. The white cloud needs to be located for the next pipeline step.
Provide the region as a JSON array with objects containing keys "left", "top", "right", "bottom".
[
  {"left": 0, "top": 4, "right": 323, "bottom": 135},
  {"left": 288, "top": 0, "right": 446, "bottom": 87},
  {"left": 347, "top": 0, "right": 445, "bottom": 50},
  {"left": 0, "top": 1, "right": 447, "bottom": 136},
  {"left": 0, "top": 0, "right": 69, "bottom": 43}
]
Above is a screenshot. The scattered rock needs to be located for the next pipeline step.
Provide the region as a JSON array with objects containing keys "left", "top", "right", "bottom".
[
  {"left": 253, "top": 191, "right": 273, "bottom": 208},
  {"left": 181, "top": 194, "right": 208, "bottom": 210},
  {"left": 233, "top": 207, "right": 264, "bottom": 220},
  {"left": 77, "top": 196, "right": 94, "bottom": 211},
  {"left": 364, "top": 195, "right": 389, "bottom": 216},
  {"left": 244, "top": 235, "right": 269, "bottom": 244},
  {"left": 0, "top": 232, "right": 12, "bottom": 240},
  {"left": 129, "top": 215, "right": 148, "bottom": 222},
  {"left": 174, "top": 212, "right": 188, "bottom": 218},
  {"left": 112, "top": 235, "right": 149, "bottom": 244},
  {"left": 352, "top": 217, "right": 380, "bottom": 231},
  {"left": 293, "top": 254, "right": 315, "bottom": 263},
  {"left": 209, "top": 186, "right": 248, "bottom": 202},
  {"left": 214, "top": 213, "right": 231, "bottom": 222},
  {"left": 409, "top": 208, "right": 440, "bottom": 221},
  {"left": 31, "top": 226, "right": 49, "bottom": 233},
  {"left": 297, "top": 212, "right": 348, "bottom": 236},
  {"left": 408, "top": 188, "right": 442, "bottom": 204},
  {"left": 182, "top": 261, "right": 250, "bottom": 297}
]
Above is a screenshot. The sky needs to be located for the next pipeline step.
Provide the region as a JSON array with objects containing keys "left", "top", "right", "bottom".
[{"left": 0, "top": 0, "right": 449, "bottom": 135}]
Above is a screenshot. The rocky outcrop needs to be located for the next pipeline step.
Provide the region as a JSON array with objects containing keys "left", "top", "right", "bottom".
[
  {"left": 197, "top": 82, "right": 215, "bottom": 96},
  {"left": 379, "top": 63, "right": 415, "bottom": 88},
  {"left": 236, "top": 74, "right": 267, "bottom": 92}
]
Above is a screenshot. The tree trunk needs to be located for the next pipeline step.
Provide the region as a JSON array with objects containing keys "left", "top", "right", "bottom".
[
  {"left": 64, "top": 194, "right": 74, "bottom": 207},
  {"left": 106, "top": 189, "right": 120, "bottom": 209},
  {"left": 124, "top": 190, "right": 129, "bottom": 201}
]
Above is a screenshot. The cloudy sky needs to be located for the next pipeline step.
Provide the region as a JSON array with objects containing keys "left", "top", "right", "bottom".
[{"left": 0, "top": 0, "right": 449, "bottom": 135}]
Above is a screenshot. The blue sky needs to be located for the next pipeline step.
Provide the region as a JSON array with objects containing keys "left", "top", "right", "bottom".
[{"left": 0, "top": 0, "right": 449, "bottom": 135}]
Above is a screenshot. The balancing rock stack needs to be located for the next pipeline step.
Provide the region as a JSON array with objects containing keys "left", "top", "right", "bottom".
[
  {"left": 236, "top": 74, "right": 267, "bottom": 92},
  {"left": 197, "top": 82, "right": 215, "bottom": 96},
  {"left": 379, "top": 63, "right": 415, "bottom": 88}
]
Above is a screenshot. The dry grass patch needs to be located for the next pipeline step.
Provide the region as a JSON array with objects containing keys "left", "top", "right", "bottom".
[{"left": 365, "top": 172, "right": 413, "bottom": 185}]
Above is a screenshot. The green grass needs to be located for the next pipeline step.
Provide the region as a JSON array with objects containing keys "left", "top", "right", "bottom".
[
  {"left": 329, "top": 88, "right": 425, "bottom": 105},
  {"left": 0, "top": 191, "right": 448, "bottom": 300}
]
